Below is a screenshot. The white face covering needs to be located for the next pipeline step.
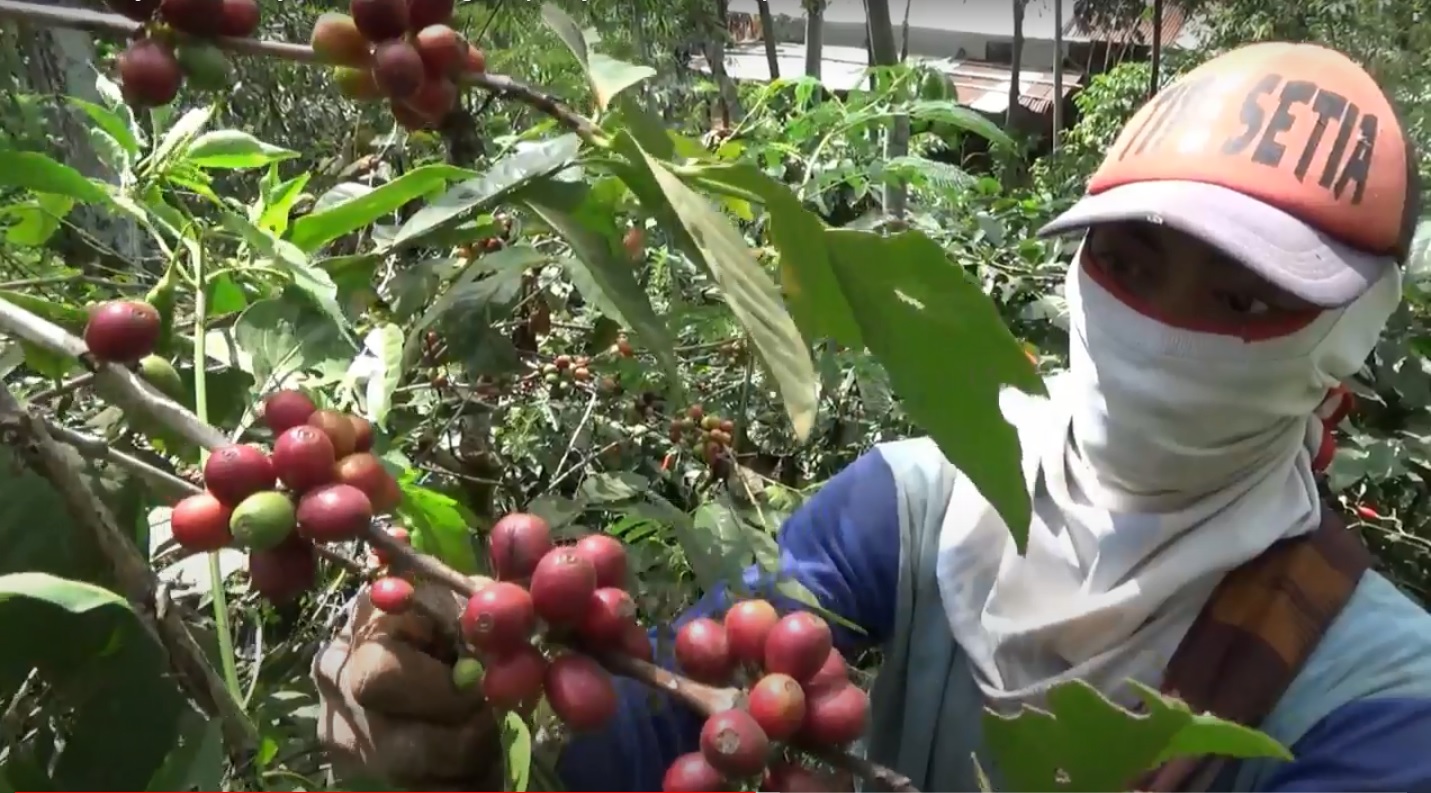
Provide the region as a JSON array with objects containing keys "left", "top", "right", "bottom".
[
  {"left": 935, "top": 248, "right": 1401, "bottom": 707},
  {"left": 1066, "top": 254, "right": 1394, "bottom": 507}
]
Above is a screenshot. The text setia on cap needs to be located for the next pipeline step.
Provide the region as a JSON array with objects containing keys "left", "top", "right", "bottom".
[{"left": 1038, "top": 42, "right": 1420, "bottom": 308}]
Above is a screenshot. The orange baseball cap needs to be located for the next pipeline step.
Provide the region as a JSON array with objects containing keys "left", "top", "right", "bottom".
[{"left": 1038, "top": 42, "right": 1420, "bottom": 307}]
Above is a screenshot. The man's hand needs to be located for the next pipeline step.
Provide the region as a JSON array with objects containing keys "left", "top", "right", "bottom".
[{"left": 313, "top": 576, "right": 501, "bottom": 790}]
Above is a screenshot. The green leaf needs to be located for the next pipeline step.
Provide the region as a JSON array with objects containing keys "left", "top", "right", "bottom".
[
  {"left": 145, "top": 712, "right": 224, "bottom": 792},
  {"left": 692, "top": 163, "right": 861, "bottom": 346},
  {"left": 66, "top": 96, "right": 141, "bottom": 156},
  {"left": 0, "top": 152, "right": 108, "bottom": 203},
  {"left": 391, "top": 135, "right": 581, "bottom": 247},
  {"left": 183, "top": 130, "right": 298, "bottom": 170},
  {"left": 4, "top": 193, "right": 76, "bottom": 247},
  {"left": 149, "top": 104, "right": 214, "bottom": 171},
  {"left": 403, "top": 245, "right": 545, "bottom": 366},
  {"left": 539, "top": 3, "right": 655, "bottom": 110},
  {"left": 500, "top": 711, "right": 533, "bottom": 792},
  {"left": 824, "top": 229, "right": 1042, "bottom": 550},
  {"left": 289, "top": 164, "right": 476, "bottom": 252},
  {"left": 684, "top": 502, "right": 763, "bottom": 590},
  {"left": 579, "top": 472, "right": 648, "bottom": 503},
  {"left": 983, "top": 680, "right": 1290, "bottom": 792},
  {"left": 396, "top": 481, "right": 481, "bottom": 575},
  {"left": 517, "top": 179, "right": 682, "bottom": 398},
  {"left": 255, "top": 169, "right": 312, "bottom": 237},
  {"left": 0, "top": 573, "right": 186, "bottom": 790},
  {"left": 358, "top": 323, "right": 403, "bottom": 428},
  {"left": 232, "top": 294, "right": 355, "bottom": 392},
  {"left": 622, "top": 140, "right": 818, "bottom": 441},
  {"left": 0, "top": 572, "right": 130, "bottom": 613},
  {"left": 223, "top": 212, "right": 352, "bottom": 332}
]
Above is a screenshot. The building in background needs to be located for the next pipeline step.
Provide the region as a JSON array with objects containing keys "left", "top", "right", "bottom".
[{"left": 700, "top": 0, "right": 1201, "bottom": 138}]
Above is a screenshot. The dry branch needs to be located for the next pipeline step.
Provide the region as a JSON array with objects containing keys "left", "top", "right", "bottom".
[{"left": 0, "top": 384, "right": 258, "bottom": 757}]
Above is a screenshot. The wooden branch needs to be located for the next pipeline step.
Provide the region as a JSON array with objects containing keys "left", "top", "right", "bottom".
[{"left": 0, "top": 298, "right": 227, "bottom": 449}]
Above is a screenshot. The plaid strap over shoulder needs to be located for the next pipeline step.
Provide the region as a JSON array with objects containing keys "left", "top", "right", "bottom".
[{"left": 1132, "top": 507, "right": 1373, "bottom": 792}]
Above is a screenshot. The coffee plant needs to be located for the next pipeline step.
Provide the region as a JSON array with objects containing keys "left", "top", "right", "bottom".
[{"left": 6, "top": 0, "right": 1420, "bottom": 789}]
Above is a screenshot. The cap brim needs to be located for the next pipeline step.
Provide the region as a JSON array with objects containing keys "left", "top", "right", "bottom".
[{"left": 1036, "top": 180, "right": 1394, "bottom": 308}]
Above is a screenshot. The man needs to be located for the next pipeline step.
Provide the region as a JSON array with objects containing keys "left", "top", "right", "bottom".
[{"left": 313, "top": 42, "right": 1431, "bottom": 791}]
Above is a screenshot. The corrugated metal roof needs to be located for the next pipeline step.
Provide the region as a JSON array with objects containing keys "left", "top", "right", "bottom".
[
  {"left": 689, "top": 41, "right": 1083, "bottom": 116},
  {"left": 727, "top": 0, "right": 1200, "bottom": 48},
  {"left": 1065, "top": 2, "right": 1189, "bottom": 47}
]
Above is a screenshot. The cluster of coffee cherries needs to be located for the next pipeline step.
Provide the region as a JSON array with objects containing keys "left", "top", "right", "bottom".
[
  {"left": 167, "top": 389, "right": 401, "bottom": 603},
  {"left": 541, "top": 353, "right": 594, "bottom": 388},
  {"left": 663, "top": 602, "right": 865, "bottom": 791},
  {"left": 669, "top": 405, "right": 736, "bottom": 466},
  {"left": 107, "top": 0, "right": 261, "bottom": 107},
  {"left": 310, "top": 0, "right": 486, "bottom": 131},
  {"left": 368, "top": 513, "right": 645, "bottom": 728},
  {"left": 366, "top": 510, "right": 861, "bottom": 792},
  {"left": 609, "top": 334, "right": 635, "bottom": 359}
]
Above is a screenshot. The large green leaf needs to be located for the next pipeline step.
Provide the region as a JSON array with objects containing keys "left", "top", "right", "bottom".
[
  {"left": 0, "top": 573, "right": 186, "bottom": 791},
  {"left": 539, "top": 4, "right": 656, "bottom": 110},
  {"left": 232, "top": 294, "right": 355, "bottom": 391},
  {"left": 288, "top": 164, "right": 477, "bottom": 252},
  {"left": 983, "top": 680, "right": 1290, "bottom": 792},
  {"left": 354, "top": 323, "right": 404, "bottom": 429},
  {"left": 391, "top": 135, "right": 582, "bottom": 247},
  {"left": 824, "top": 229, "right": 1043, "bottom": 550},
  {"left": 691, "top": 162, "right": 862, "bottom": 346},
  {"left": 3, "top": 193, "right": 76, "bottom": 247},
  {"left": 67, "top": 96, "right": 141, "bottom": 156},
  {"left": 500, "top": 711, "right": 533, "bottom": 792},
  {"left": 518, "top": 179, "right": 682, "bottom": 397},
  {"left": 619, "top": 139, "right": 817, "bottom": 441},
  {"left": 223, "top": 212, "right": 352, "bottom": 333},
  {"left": 0, "top": 434, "right": 146, "bottom": 585},
  {"left": 0, "top": 151, "right": 108, "bottom": 203},
  {"left": 396, "top": 479, "right": 482, "bottom": 575},
  {"left": 183, "top": 130, "right": 298, "bottom": 170},
  {"left": 402, "top": 245, "right": 545, "bottom": 366}
]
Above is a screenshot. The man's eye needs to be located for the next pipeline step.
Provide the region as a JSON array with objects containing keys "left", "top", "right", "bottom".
[{"left": 1097, "top": 253, "right": 1133, "bottom": 277}]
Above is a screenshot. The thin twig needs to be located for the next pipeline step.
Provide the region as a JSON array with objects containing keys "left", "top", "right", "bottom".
[
  {"left": 41, "top": 420, "right": 195, "bottom": 499},
  {"left": 28, "top": 371, "right": 96, "bottom": 403}
]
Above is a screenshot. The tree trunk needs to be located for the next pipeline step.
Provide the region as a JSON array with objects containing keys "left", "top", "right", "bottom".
[
  {"left": 1149, "top": 0, "right": 1163, "bottom": 98},
  {"left": 704, "top": 0, "right": 744, "bottom": 125},
  {"left": 631, "top": 1, "right": 648, "bottom": 66},
  {"left": 1052, "top": 0, "right": 1063, "bottom": 151},
  {"left": 864, "top": 0, "right": 907, "bottom": 221},
  {"left": 756, "top": 0, "right": 780, "bottom": 79},
  {"left": 1006, "top": 0, "right": 1026, "bottom": 133},
  {"left": 13, "top": 10, "right": 142, "bottom": 270},
  {"left": 804, "top": 0, "right": 825, "bottom": 78},
  {"left": 899, "top": 0, "right": 914, "bottom": 60}
]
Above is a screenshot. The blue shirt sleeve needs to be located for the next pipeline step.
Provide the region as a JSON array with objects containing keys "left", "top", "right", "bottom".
[
  {"left": 1260, "top": 697, "right": 1431, "bottom": 792},
  {"left": 555, "top": 448, "right": 905, "bottom": 791}
]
